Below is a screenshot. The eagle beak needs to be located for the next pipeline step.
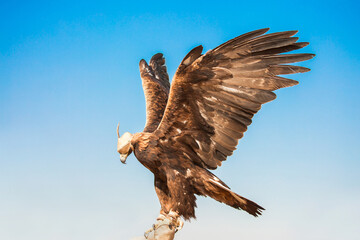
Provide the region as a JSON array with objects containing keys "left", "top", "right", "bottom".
[
  {"left": 116, "top": 123, "right": 133, "bottom": 165},
  {"left": 120, "top": 154, "right": 128, "bottom": 164}
]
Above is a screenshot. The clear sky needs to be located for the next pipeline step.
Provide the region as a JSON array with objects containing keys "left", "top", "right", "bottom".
[{"left": 1, "top": 0, "right": 359, "bottom": 239}]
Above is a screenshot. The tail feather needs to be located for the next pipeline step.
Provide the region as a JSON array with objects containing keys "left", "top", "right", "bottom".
[
  {"left": 202, "top": 172, "right": 265, "bottom": 217},
  {"left": 228, "top": 190, "right": 265, "bottom": 217}
]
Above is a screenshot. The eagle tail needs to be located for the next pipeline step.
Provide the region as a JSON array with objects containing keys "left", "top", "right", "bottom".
[
  {"left": 227, "top": 189, "right": 265, "bottom": 217},
  {"left": 204, "top": 173, "right": 265, "bottom": 217}
]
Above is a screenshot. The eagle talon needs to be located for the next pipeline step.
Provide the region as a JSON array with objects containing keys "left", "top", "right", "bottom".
[
  {"left": 168, "top": 210, "right": 184, "bottom": 231},
  {"left": 175, "top": 218, "right": 184, "bottom": 232},
  {"left": 144, "top": 226, "right": 155, "bottom": 238}
]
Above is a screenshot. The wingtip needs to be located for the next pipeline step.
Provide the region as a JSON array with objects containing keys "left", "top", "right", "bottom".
[
  {"left": 181, "top": 45, "right": 204, "bottom": 66},
  {"left": 150, "top": 53, "right": 164, "bottom": 62},
  {"left": 150, "top": 53, "right": 166, "bottom": 66},
  {"left": 297, "top": 42, "right": 310, "bottom": 48},
  {"left": 289, "top": 30, "right": 299, "bottom": 36},
  {"left": 257, "top": 28, "right": 270, "bottom": 35},
  {"left": 139, "top": 59, "right": 148, "bottom": 69},
  {"left": 196, "top": 44, "right": 204, "bottom": 51},
  {"left": 304, "top": 53, "right": 316, "bottom": 60},
  {"left": 299, "top": 53, "right": 316, "bottom": 61},
  {"left": 301, "top": 67, "right": 311, "bottom": 73},
  {"left": 258, "top": 27, "right": 270, "bottom": 31},
  {"left": 152, "top": 53, "right": 164, "bottom": 59}
]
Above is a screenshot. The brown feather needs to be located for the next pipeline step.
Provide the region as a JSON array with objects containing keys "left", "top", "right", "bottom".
[
  {"left": 140, "top": 54, "right": 170, "bottom": 132},
  {"left": 155, "top": 29, "right": 314, "bottom": 171}
]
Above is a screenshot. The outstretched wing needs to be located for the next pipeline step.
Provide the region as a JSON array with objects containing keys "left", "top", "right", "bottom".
[
  {"left": 140, "top": 53, "right": 170, "bottom": 132},
  {"left": 155, "top": 28, "right": 315, "bottom": 169}
]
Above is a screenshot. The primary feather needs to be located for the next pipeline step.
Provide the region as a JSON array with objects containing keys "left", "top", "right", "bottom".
[
  {"left": 155, "top": 28, "right": 314, "bottom": 170},
  {"left": 139, "top": 53, "right": 170, "bottom": 132}
]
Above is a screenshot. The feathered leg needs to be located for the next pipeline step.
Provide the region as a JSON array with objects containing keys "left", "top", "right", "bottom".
[
  {"left": 154, "top": 176, "right": 184, "bottom": 230},
  {"left": 144, "top": 178, "right": 183, "bottom": 239}
]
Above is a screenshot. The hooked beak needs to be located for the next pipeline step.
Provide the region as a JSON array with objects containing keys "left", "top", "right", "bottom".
[
  {"left": 117, "top": 123, "right": 133, "bottom": 164},
  {"left": 120, "top": 154, "right": 128, "bottom": 164}
]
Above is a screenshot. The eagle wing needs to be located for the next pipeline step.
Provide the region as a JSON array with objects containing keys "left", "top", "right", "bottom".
[
  {"left": 140, "top": 53, "right": 170, "bottom": 132},
  {"left": 155, "top": 28, "right": 314, "bottom": 169}
]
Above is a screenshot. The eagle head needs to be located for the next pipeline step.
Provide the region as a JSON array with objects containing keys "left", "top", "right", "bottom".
[{"left": 116, "top": 123, "right": 133, "bottom": 164}]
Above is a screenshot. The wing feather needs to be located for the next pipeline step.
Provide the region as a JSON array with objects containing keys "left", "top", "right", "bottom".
[
  {"left": 155, "top": 29, "right": 314, "bottom": 169},
  {"left": 140, "top": 54, "right": 170, "bottom": 132}
]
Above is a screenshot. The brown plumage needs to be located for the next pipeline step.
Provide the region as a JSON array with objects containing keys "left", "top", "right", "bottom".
[
  {"left": 117, "top": 28, "right": 314, "bottom": 221},
  {"left": 139, "top": 53, "right": 170, "bottom": 133}
]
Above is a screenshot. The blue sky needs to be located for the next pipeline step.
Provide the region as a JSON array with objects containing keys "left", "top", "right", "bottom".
[{"left": 1, "top": 1, "right": 359, "bottom": 239}]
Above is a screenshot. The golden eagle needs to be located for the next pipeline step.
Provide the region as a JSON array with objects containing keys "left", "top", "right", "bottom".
[{"left": 117, "top": 28, "right": 314, "bottom": 228}]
